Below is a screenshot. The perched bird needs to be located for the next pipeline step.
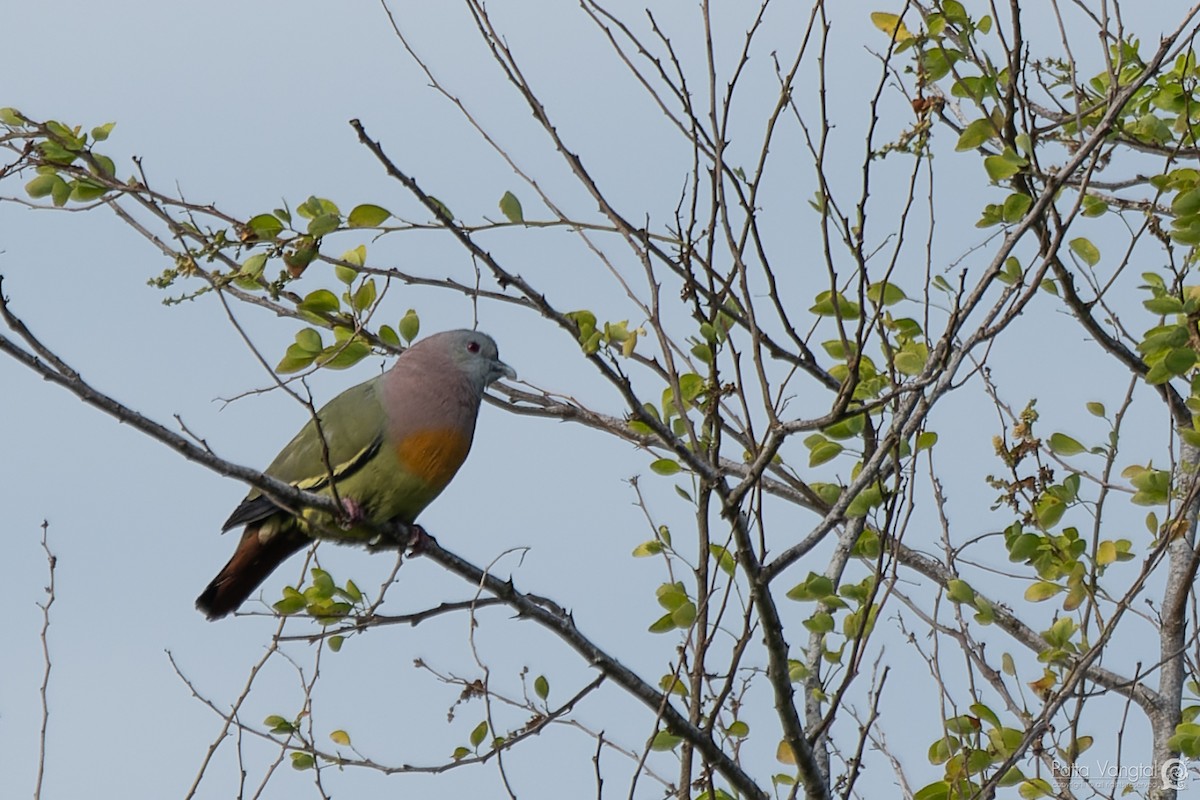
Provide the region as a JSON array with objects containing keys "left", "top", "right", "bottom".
[{"left": 196, "top": 329, "right": 515, "bottom": 619}]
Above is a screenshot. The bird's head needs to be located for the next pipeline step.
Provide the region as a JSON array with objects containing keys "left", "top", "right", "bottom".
[{"left": 423, "top": 329, "right": 516, "bottom": 391}]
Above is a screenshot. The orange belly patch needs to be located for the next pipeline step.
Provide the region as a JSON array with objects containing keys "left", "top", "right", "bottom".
[{"left": 395, "top": 428, "right": 472, "bottom": 490}]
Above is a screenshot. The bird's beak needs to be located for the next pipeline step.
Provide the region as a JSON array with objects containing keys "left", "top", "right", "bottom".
[{"left": 493, "top": 359, "right": 517, "bottom": 383}]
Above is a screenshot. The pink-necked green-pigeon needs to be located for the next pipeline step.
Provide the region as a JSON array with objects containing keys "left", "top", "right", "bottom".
[{"left": 196, "top": 329, "right": 515, "bottom": 619}]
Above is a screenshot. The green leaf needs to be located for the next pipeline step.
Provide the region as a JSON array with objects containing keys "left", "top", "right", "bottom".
[
  {"left": 347, "top": 203, "right": 391, "bottom": 227},
  {"left": 247, "top": 213, "right": 284, "bottom": 241},
  {"left": 632, "top": 540, "right": 663, "bottom": 557},
  {"left": 824, "top": 414, "right": 865, "bottom": 440},
  {"left": 290, "top": 752, "right": 315, "bottom": 771},
  {"left": 398, "top": 309, "right": 420, "bottom": 343},
  {"left": 894, "top": 341, "right": 929, "bottom": 375},
  {"left": 786, "top": 572, "right": 834, "bottom": 602},
  {"left": 651, "top": 731, "right": 683, "bottom": 751},
  {"left": 239, "top": 253, "right": 268, "bottom": 281},
  {"left": 299, "top": 289, "right": 340, "bottom": 314},
  {"left": 657, "top": 671, "right": 686, "bottom": 695},
  {"left": 804, "top": 611, "right": 835, "bottom": 633},
  {"left": 656, "top": 582, "right": 689, "bottom": 610},
  {"left": 946, "top": 579, "right": 975, "bottom": 605},
  {"left": 1096, "top": 540, "right": 1117, "bottom": 566},
  {"left": 942, "top": 0, "right": 968, "bottom": 23},
  {"left": 1081, "top": 194, "right": 1108, "bottom": 217},
  {"left": 1173, "top": 188, "right": 1200, "bottom": 216},
  {"left": 1086, "top": 401, "right": 1105, "bottom": 417},
  {"left": 1172, "top": 220, "right": 1200, "bottom": 246},
  {"left": 276, "top": 345, "right": 318, "bottom": 374},
  {"left": 274, "top": 586, "right": 307, "bottom": 614},
  {"left": 1007, "top": 532, "right": 1041, "bottom": 562},
  {"left": 648, "top": 612, "right": 677, "bottom": 633},
  {"left": 808, "top": 440, "right": 844, "bottom": 467},
  {"left": 928, "top": 737, "right": 956, "bottom": 764},
  {"left": 846, "top": 483, "right": 884, "bottom": 518},
  {"left": 945, "top": 714, "right": 981, "bottom": 735},
  {"left": 427, "top": 196, "right": 454, "bottom": 220},
  {"left": 341, "top": 578, "right": 363, "bottom": 604},
  {"left": 69, "top": 179, "right": 108, "bottom": 202},
  {"left": 38, "top": 140, "right": 78, "bottom": 166},
  {"left": 328, "top": 635, "right": 344, "bottom": 652},
  {"left": 294, "top": 327, "right": 323, "bottom": 353},
  {"left": 1144, "top": 295, "right": 1183, "bottom": 314},
  {"left": 677, "top": 373, "right": 705, "bottom": 405},
  {"left": 90, "top": 121, "right": 116, "bottom": 141},
  {"left": 1018, "top": 778, "right": 1053, "bottom": 798},
  {"left": 1034, "top": 494, "right": 1065, "bottom": 529},
  {"left": 984, "top": 154, "right": 1021, "bottom": 181},
  {"left": 709, "top": 545, "right": 736, "bottom": 576},
  {"left": 650, "top": 458, "right": 681, "bottom": 475},
  {"left": 534, "top": 675, "right": 549, "bottom": 700},
  {"left": 0, "top": 107, "right": 24, "bottom": 126},
  {"left": 671, "top": 601, "right": 697, "bottom": 628},
  {"left": 498, "top": 191, "right": 524, "bottom": 223},
  {"left": 915, "top": 431, "right": 938, "bottom": 452},
  {"left": 25, "top": 174, "right": 60, "bottom": 199},
  {"left": 296, "top": 195, "right": 340, "bottom": 219},
  {"left": 264, "top": 714, "right": 294, "bottom": 734},
  {"left": 867, "top": 281, "right": 906, "bottom": 305},
  {"left": 378, "top": 325, "right": 401, "bottom": 348},
  {"left": 810, "top": 290, "right": 861, "bottom": 319},
  {"left": 310, "top": 568, "right": 335, "bottom": 597},
  {"left": 913, "top": 782, "right": 950, "bottom": 800},
  {"left": 307, "top": 212, "right": 341, "bottom": 238},
  {"left": 340, "top": 244, "right": 367, "bottom": 268},
  {"left": 335, "top": 265, "right": 358, "bottom": 285},
  {"left": 1024, "top": 581, "right": 1062, "bottom": 602},
  {"left": 352, "top": 278, "right": 378, "bottom": 312},
  {"left": 1126, "top": 465, "right": 1171, "bottom": 506},
  {"left": 318, "top": 340, "right": 371, "bottom": 369},
  {"left": 1002, "top": 192, "right": 1032, "bottom": 222},
  {"left": 87, "top": 154, "right": 116, "bottom": 178},
  {"left": 1048, "top": 433, "right": 1086, "bottom": 456},
  {"left": 852, "top": 527, "right": 881, "bottom": 558},
  {"left": 469, "top": 720, "right": 489, "bottom": 748},
  {"left": 50, "top": 176, "right": 71, "bottom": 207},
  {"left": 955, "top": 118, "right": 995, "bottom": 151},
  {"left": 726, "top": 720, "right": 750, "bottom": 738},
  {"left": 1068, "top": 237, "right": 1100, "bottom": 267},
  {"left": 1166, "top": 347, "right": 1197, "bottom": 374},
  {"left": 869, "top": 11, "right": 913, "bottom": 41}
]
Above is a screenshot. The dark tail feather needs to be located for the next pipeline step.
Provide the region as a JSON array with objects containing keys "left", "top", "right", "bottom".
[{"left": 196, "top": 525, "right": 309, "bottom": 620}]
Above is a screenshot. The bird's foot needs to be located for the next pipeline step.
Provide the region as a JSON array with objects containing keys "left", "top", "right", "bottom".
[
  {"left": 364, "top": 516, "right": 436, "bottom": 553},
  {"left": 370, "top": 520, "right": 433, "bottom": 554},
  {"left": 337, "top": 496, "right": 366, "bottom": 529},
  {"left": 405, "top": 523, "right": 432, "bottom": 555}
]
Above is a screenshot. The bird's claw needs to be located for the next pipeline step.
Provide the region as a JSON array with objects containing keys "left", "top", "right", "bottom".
[
  {"left": 384, "top": 520, "right": 432, "bottom": 553},
  {"left": 337, "top": 496, "right": 366, "bottom": 529},
  {"left": 405, "top": 523, "right": 432, "bottom": 555},
  {"left": 365, "top": 519, "right": 434, "bottom": 553}
]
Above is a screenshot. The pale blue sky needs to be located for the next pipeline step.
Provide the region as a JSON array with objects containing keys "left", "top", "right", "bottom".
[{"left": 1, "top": 2, "right": 1193, "bottom": 798}]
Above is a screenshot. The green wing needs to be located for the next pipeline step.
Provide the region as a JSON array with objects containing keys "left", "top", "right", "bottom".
[{"left": 223, "top": 376, "right": 386, "bottom": 530}]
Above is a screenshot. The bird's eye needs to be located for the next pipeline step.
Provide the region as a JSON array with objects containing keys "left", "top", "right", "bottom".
[{"left": 466, "top": 340, "right": 481, "bottom": 354}]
